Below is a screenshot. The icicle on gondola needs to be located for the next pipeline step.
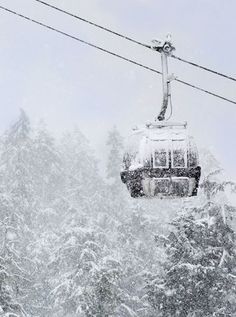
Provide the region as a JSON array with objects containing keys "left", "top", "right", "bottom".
[{"left": 120, "top": 36, "right": 201, "bottom": 198}]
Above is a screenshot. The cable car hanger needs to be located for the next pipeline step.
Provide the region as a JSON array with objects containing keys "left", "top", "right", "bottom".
[{"left": 151, "top": 35, "right": 176, "bottom": 122}]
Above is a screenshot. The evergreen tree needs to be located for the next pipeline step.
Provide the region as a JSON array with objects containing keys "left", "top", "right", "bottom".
[
  {"left": 0, "top": 195, "right": 25, "bottom": 317},
  {"left": 0, "top": 109, "right": 37, "bottom": 228},
  {"left": 0, "top": 110, "right": 38, "bottom": 316},
  {"left": 105, "top": 126, "right": 129, "bottom": 221},
  {"left": 117, "top": 204, "right": 162, "bottom": 317},
  {"left": 33, "top": 121, "right": 64, "bottom": 206},
  {"left": 146, "top": 155, "right": 236, "bottom": 316},
  {"left": 60, "top": 128, "right": 101, "bottom": 209},
  {"left": 81, "top": 258, "right": 122, "bottom": 317},
  {"left": 106, "top": 126, "right": 123, "bottom": 186},
  {"left": 49, "top": 213, "right": 108, "bottom": 316}
]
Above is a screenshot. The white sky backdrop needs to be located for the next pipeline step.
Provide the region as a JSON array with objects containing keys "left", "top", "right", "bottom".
[{"left": 0, "top": 0, "right": 235, "bottom": 177}]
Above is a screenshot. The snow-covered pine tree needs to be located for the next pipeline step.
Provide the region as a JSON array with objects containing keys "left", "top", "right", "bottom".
[
  {"left": 116, "top": 204, "right": 162, "bottom": 317},
  {"left": 49, "top": 217, "right": 108, "bottom": 317},
  {"left": 0, "top": 109, "right": 36, "bottom": 227},
  {"left": 0, "top": 261, "right": 22, "bottom": 317},
  {"left": 81, "top": 257, "right": 122, "bottom": 317},
  {"left": 60, "top": 128, "right": 102, "bottom": 210},
  {"left": 33, "top": 121, "right": 64, "bottom": 206},
  {"left": 105, "top": 126, "right": 130, "bottom": 221},
  {"left": 106, "top": 126, "right": 123, "bottom": 187},
  {"left": 146, "top": 152, "right": 236, "bottom": 317},
  {"left": 0, "top": 110, "right": 40, "bottom": 315},
  {"left": 26, "top": 233, "right": 55, "bottom": 317},
  {"left": 0, "top": 194, "right": 25, "bottom": 317}
]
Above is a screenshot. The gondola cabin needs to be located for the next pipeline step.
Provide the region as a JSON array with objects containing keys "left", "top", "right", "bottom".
[
  {"left": 120, "top": 122, "right": 201, "bottom": 198},
  {"left": 120, "top": 36, "right": 201, "bottom": 198}
]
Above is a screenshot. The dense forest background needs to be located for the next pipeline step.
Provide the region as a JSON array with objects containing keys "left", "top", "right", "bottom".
[{"left": 0, "top": 110, "right": 236, "bottom": 317}]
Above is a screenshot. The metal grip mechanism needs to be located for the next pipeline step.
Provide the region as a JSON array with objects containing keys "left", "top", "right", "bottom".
[{"left": 152, "top": 36, "right": 175, "bottom": 121}]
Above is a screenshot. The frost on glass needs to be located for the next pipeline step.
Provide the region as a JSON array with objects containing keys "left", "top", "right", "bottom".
[
  {"left": 153, "top": 140, "right": 168, "bottom": 168},
  {"left": 188, "top": 137, "right": 198, "bottom": 167},
  {"left": 123, "top": 129, "right": 145, "bottom": 170},
  {"left": 172, "top": 139, "right": 186, "bottom": 168}
]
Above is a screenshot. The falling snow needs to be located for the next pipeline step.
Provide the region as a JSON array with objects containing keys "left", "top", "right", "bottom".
[{"left": 0, "top": 111, "right": 235, "bottom": 316}]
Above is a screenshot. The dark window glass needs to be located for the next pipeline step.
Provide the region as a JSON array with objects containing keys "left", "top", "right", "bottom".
[
  {"left": 171, "top": 178, "right": 189, "bottom": 196},
  {"left": 154, "top": 179, "right": 169, "bottom": 195}
]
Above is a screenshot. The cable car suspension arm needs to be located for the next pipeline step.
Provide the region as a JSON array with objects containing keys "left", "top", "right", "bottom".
[{"left": 152, "top": 36, "right": 176, "bottom": 121}]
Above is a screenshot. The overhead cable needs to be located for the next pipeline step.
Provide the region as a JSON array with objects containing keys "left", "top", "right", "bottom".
[
  {"left": 0, "top": 5, "right": 160, "bottom": 75},
  {"left": 0, "top": 5, "right": 236, "bottom": 106},
  {"left": 174, "top": 79, "right": 236, "bottom": 105},
  {"left": 34, "top": 0, "right": 236, "bottom": 83},
  {"left": 34, "top": 0, "right": 151, "bottom": 49},
  {"left": 172, "top": 55, "right": 236, "bottom": 82}
]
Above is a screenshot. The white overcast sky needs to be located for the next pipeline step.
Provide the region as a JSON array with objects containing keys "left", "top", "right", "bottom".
[{"left": 0, "top": 0, "right": 235, "bottom": 177}]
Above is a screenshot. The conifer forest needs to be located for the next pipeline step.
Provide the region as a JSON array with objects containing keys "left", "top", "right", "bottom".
[{"left": 0, "top": 109, "right": 235, "bottom": 317}]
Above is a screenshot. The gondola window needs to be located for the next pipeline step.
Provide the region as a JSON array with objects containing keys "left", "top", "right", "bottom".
[
  {"left": 172, "top": 139, "right": 186, "bottom": 168},
  {"left": 153, "top": 140, "right": 169, "bottom": 168}
]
